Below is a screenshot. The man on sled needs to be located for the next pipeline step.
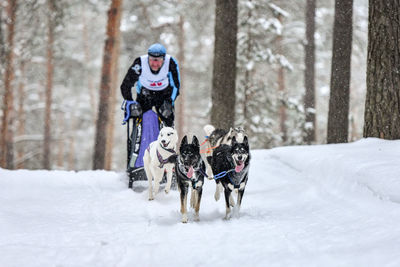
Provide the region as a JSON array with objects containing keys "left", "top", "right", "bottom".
[{"left": 120, "top": 43, "right": 180, "bottom": 187}]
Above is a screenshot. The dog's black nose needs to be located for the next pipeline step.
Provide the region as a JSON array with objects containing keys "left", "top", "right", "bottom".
[
  {"left": 161, "top": 140, "right": 166, "bottom": 144},
  {"left": 238, "top": 155, "right": 243, "bottom": 160}
]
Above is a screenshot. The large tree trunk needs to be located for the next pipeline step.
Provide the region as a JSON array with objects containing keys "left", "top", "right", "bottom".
[
  {"left": 43, "top": 0, "right": 56, "bottom": 169},
  {"left": 363, "top": 0, "right": 400, "bottom": 139},
  {"left": 16, "top": 62, "right": 26, "bottom": 169},
  {"left": 304, "top": 0, "right": 316, "bottom": 144},
  {"left": 176, "top": 8, "right": 185, "bottom": 138},
  {"left": 276, "top": 13, "right": 287, "bottom": 143},
  {"left": 105, "top": 23, "right": 121, "bottom": 170},
  {"left": 82, "top": 9, "right": 97, "bottom": 123},
  {"left": 327, "top": 0, "right": 353, "bottom": 144},
  {"left": 1, "top": 0, "right": 17, "bottom": 169},
  {"left": 93, "top": 0, "right": 123, "bottom": 170},
  {"left": 211, "top": 0, "right": 238, "bottom": 129}
]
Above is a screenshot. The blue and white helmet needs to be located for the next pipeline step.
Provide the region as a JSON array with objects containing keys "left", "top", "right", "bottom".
[{"left": 148, "top": 43, "right": 166, "bottom": 58}]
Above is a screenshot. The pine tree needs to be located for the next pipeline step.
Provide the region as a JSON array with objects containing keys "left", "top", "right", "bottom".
[
  {"left": 363, "top": 0, "right": 400, "bottom": 139},
  {"left": 327, "top": 0, "right": 353, "bottom": 144},
  {"left": 93, "top": 0, "right": 123, "bottom": 170},
  {"left": 211, "top": 0, "right": 238, "bottom": 129}
]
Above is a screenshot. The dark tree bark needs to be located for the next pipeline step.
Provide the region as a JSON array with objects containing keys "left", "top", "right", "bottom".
[
  {"left": 304, "top": 0, "right": 316, "bottom": 144},
  {"left": 363, "top": 0, "right": 400, "bottom": 139},
  {"left": 43, "top": 0, "right": 56, "bottom": 169},
  {"left": 1, "top": 0, "right": 17, "bottom": 169},
  {"left": 211, "top": 0, "right": 238, "bottom": 129},
  {"left": 93, "top": 0, "right": 123, "bottom": 170},
  {"left": 176, "top": 7, "right": 185, "bottom": 139},
  {"left": 327, "top": 0, "right": 353, "bottom": 144}
]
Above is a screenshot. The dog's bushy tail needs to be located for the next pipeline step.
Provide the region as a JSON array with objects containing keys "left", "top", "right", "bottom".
[{"left": 203, "top": 124, "right": 215, "bottom": 137}]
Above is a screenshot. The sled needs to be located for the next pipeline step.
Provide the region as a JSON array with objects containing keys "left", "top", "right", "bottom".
[{"left": 122, "top": 101, "right": 161, "bottom": 188}]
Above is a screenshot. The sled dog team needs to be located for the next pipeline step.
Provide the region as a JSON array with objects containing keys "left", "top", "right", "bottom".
[{"left": 143, "top": 125, "right": 251, "bottom": 223}]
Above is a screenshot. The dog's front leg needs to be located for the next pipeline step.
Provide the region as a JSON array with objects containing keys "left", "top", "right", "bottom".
[
  {"left": 180, "top": 185, "right": 189, "bottom": 223},
  {"left": 214, "top": 182, "right": 223, "bottom": 201},
  {"left": 153, "top": 169, "right": 163, "bottom": 197},
  {"left": 148, "top": 175, "right": 154, "bottom": 201},
  {"left": 194, "top": 188, "right": 203, "bottom": 221},
  {"left": 235, "top": 189, "right": 246, "bottom": 215},
  {"left": 164, "top": 167, "right": 173, "bottom": 194},
  {"left": 224, "top": 188, "right": 232, "bottom": 220}
]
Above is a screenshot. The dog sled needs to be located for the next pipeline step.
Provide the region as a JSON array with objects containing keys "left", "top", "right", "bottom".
[{"left": 122, "top": 100, "right": 162, "bottom": 188}]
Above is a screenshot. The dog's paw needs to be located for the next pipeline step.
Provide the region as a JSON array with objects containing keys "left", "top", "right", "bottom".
[
  {"left": 148, "top": 196, "right": 154, "bottom": 201},
  {"left": 165, "top": 189, "right": 170, "bottom": 194},
  {"left": 194, "top": 213, "right": 200, "bottom": 222},
  {"left": 181, "top": 214, "right": 188, "bottom": 223}
]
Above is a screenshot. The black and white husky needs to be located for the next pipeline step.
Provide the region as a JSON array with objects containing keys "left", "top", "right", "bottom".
[
  {"left": 143, "top": 127, "right": 178, "bottom": 200},
  {"left": 175, "top": 135, "right": 206, "bottom": 223},
  {"left": 203, "top": 124, "right": 247, "bottom": 198},
  {"left": 210, "top": 136, "right": 250, "bottom": 219}
]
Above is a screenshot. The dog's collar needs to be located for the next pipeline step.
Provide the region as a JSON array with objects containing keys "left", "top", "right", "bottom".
[{"left": 159, "top": 143, "right": 176, "bottom": 154}]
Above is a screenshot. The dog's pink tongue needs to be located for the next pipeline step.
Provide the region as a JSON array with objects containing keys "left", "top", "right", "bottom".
[
  {"left": 187, "top": 166, "right": 194, "bottom": 178},
  {"left": 235, "top": 162, "right": 244, "bottom": 173}
]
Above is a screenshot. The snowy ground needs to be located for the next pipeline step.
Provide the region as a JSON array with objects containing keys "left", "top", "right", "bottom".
[{"left": 1, "top": 138, "right": 400, "bottom": 267}]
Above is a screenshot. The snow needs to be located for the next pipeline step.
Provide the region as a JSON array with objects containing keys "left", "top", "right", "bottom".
[{"left": 1, "top": 138, "right": 400, "bottom": 267}]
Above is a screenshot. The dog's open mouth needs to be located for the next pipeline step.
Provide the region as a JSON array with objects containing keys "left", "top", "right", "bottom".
[
  {"left": 186, "top": 166, "right": 194, "bottom": 178},
  {"left": 235, "top": 160, "right": 244, "bottom": 173},
  {"left": 162, "top": 141, "right": 170, "bottom": 148}
]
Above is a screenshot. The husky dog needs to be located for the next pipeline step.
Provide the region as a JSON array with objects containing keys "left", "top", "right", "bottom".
[
  {"left": 175, "top": 135, "right": 206, "bottom": 223},
  {"left": 203, "top": 125, "right": 247, "bottom": 198},
  {"left": 210, "top": 136, "right": 250, "bottom": 219},
  {"left": 144, "top": 127, "right": 178, "bottom": 200}
]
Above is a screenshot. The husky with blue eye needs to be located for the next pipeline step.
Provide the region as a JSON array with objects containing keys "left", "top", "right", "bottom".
[
  {"left": 210, "top": 136, "right": 250, "bottom": 219},
  {"left": 143, "top": 127, "right": 178, "bottom": 200},
  {"left": 175, "top": 135, "right": 206, "bottom": 223}
]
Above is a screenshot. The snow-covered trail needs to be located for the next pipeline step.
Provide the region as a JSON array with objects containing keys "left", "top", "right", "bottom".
[{"left": 1, "top": 139, "right": 400, "bottom": 267}]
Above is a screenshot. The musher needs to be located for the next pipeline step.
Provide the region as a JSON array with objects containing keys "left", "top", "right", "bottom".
[{"left": 120, "top": 43, "right": 180, "bottom": 184}]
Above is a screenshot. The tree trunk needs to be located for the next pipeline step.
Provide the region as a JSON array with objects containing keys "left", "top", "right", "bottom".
[
  {"left": 363, "top": 0, "right": 400, "bottom": 139},
  {"left": 1, "top": 0, "right": 17, "bottom": 169},
  {"left": 211, "top": 0, "right": 238, "bottom": 129},
  {"left": 105, "top": 22, "right": 121, "bottom": 170},
  {"left": 16, "top": 62, "right": 26, "bottom": 169},
  {"left": 93, "top": 0, "right": 123, "bottom": 170},
  {"left": 276, "top": 14, "right": 287, "bottom": 143},
  {"left": 327, "top": 0, "right": 353, "bottom": 144},
  {"left": 82, "top": 9, "right": 97, "bottom": 123},
  {"left": 43, "top": 0, "right": 56, "bottom": 169},
  {"left": 56, "top": 113, "right": 64, "bottom": 169},
  {"left": 176, "top": 9, "right": 185, "bottom": 138},
  {"left": 304, "top": 0, "right": 316, "bottom": 144}
]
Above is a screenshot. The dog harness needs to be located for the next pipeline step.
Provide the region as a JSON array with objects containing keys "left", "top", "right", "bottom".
[{"left": 146, "top": 145, "right": 175, "bottom": 168}]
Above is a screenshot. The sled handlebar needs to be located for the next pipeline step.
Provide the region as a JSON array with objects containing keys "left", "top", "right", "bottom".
[{"left": 121, "top": 100, "right": 138, "bottom": 125}]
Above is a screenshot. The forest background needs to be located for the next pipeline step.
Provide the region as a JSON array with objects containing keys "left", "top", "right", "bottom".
[{"left": 0, "top": 0, "right": 372, "bottom": 170}]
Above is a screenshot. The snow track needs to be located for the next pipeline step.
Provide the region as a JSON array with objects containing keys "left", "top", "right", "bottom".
[{"left": 1, "top": 138, "right": 400, "bottom": 267}]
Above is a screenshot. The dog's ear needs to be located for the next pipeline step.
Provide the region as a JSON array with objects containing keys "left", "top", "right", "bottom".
[
  {"left": 192, "top": 135, "right": 199, "bottom": 147},
  {"left": 243, "top": 136, "right": 249, "bottom": 147},
  {"left": 181, "top": 135, "right": 188, "bottom": 145},
  {"left": 232, "top": 136, "right": 237, "bottom": 145}
]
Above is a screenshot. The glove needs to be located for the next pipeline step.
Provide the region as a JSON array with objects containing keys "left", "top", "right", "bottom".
[
  {"left": 128, "top": 101, "right": 142, "bottom": 117},
  {"left": 122, "top": 100, "right": 142, "bottom": 125},
  {"left": 159, "top": 99, "right": 173, "bottom": 118}
]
